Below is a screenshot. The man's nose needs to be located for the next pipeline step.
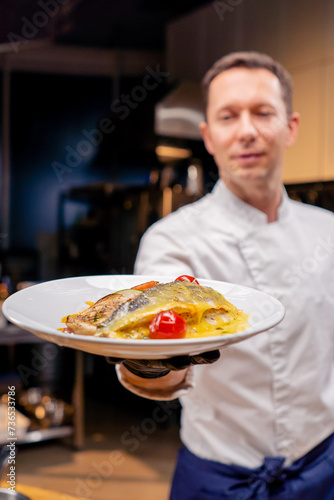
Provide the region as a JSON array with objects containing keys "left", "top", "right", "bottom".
[{"left": 237, "top": 112, "right": 258, "bottom": 141}]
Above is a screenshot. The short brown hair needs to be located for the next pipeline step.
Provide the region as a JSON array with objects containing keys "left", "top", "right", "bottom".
[{"left": 202, "top": 51, "right": 293, "bottom": 116}]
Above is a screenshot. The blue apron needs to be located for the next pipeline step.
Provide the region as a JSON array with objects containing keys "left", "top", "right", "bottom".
[{"left": 170, "top": 433, "right": 334, "bottom": 499}]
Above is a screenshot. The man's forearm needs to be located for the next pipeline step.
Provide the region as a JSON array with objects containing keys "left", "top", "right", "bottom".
[{"left": 116, "top": 364, "right": 194, "bottom": 401}]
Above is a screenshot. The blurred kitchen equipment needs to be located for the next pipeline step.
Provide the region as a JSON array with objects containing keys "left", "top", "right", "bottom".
[
  {"left": 155, "top": 80, "right": 205, "bottom": 140},
  {"left": 18, "top": 388, "right": 73, "bottom": 429}
]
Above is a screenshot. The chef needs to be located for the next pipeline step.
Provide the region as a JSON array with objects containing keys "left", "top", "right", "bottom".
[{"left": 114, "top": 51, "right": 334, "bottom": 499}]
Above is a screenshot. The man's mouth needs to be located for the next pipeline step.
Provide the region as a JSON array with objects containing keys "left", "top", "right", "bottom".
[{"left": 233, "top": 152, "right": 265, "bottom": 163}]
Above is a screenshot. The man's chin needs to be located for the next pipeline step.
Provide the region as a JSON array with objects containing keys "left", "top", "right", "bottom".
[
  {"left": 235, "top": 166, "right": 269, "bottom": 182},
  {"left": 219, "top": 164, "right": 273, "bottom": 186}
]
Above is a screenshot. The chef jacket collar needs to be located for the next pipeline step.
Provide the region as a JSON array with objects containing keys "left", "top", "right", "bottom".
[{"left": 212, "top": 180, "right": 290, "bottom": 227}]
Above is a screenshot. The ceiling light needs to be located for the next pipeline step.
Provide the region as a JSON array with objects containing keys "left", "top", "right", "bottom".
[{"left": 155, "top": 145, "right": 192, "bottom": 161}]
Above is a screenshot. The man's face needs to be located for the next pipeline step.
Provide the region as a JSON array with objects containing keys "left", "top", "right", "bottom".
[{"left": 200, "top": 67, "right": 299, "bottom": 190}]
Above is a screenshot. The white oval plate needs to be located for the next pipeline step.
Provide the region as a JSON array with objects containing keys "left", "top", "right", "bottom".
[{"left": 2, "top": 275, "right": 285, "bottom": 359}]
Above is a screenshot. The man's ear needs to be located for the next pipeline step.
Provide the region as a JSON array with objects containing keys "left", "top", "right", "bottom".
[
  {"left": 199, "top": 121, "right": 214, "bottom": 155},
  {"left": 286, "top": 112, "right": 300, "bottom": 148}
]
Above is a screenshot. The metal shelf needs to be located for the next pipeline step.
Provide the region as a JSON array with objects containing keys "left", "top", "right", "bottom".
[
  {"left": 0, "top": 324, "right": 84, "bottom": 449},
  {"left": 0, "top": 426, "right": 73, "bottom": 446},
  {"left": 0, "top": 324, "right": 43, "bottom": 345}
]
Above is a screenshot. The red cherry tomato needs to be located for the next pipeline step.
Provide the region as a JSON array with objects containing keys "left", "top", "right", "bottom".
[
  {"left": 149, "top": 310, "right": 187, "bottom": 339},
  {"left": 175, "top": 275, "right": 200, "bottom": 285}
]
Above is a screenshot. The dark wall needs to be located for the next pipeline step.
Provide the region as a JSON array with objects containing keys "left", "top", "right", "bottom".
[
  {"left": 9, "top": 72, "right": 156, "bottom": 251},
  {"left": 10, "top": 72, "right": 111, "bottom": 249}
]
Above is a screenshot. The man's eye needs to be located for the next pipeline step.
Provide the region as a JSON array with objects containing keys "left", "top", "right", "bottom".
[
  {"left": 258, "top": 111, "right": 273, "bottom": 117},
  {"left": 220, "top": 115, "right": 233, "bottom": 121}
]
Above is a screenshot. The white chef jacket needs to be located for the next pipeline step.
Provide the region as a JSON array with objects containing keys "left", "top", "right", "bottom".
[{"left": 132, "top": 180, "right": 334, "bottom": 468}]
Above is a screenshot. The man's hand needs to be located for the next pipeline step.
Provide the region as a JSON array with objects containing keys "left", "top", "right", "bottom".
[{"left": 105, "top": 350, "right": 220, "bottom": 379}]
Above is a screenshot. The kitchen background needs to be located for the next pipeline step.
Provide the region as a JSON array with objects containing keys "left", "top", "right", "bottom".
[
  {"left": 2, "top": 0, "right": 334, "bottom": 283},
  {"left": 0, "top": 0, "right": 334, "bottom": 498}
]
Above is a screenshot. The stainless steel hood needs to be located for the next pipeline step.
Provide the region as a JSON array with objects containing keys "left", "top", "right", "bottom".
[{"left": 154, "top": 80, "right": 205, "bottom": 140}]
